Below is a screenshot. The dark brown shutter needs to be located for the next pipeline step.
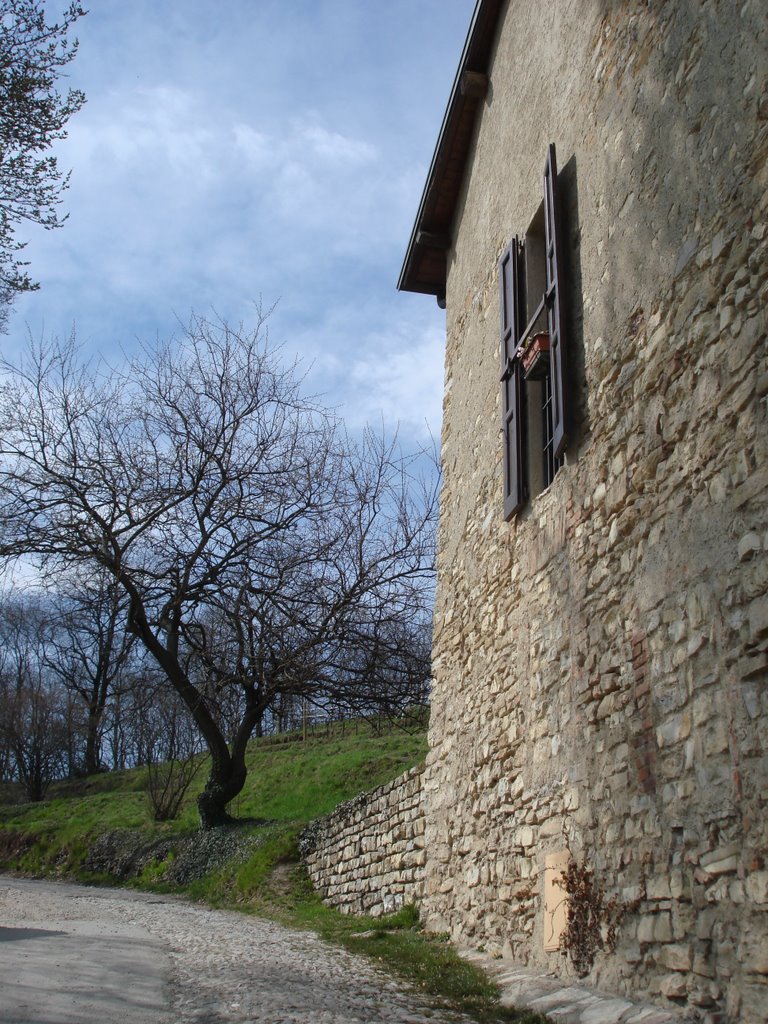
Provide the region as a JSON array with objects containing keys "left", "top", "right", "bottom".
[
  {"left": 543, "top": 143, "right": 567, "bottom": 458},
  {"left": 499, "top": 238, "right": 523, "bottom": 518}
]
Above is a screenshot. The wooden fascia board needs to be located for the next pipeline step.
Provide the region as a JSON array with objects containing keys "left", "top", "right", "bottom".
[{"left": 397, "top": 0, "right": 504, "bottom": 297}]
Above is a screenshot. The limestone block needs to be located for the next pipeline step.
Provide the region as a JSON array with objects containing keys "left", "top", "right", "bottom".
[
  {"left": 748, "top": 594, "right": 768, "bottom": 642},
  {"left": 656, "top": 712, "right": 691, "bottom": 748},
  {"left": 433, "top": 843, "right": 452, "bottom": 864},
  {"left": 563, "top": 786, "right": 580, "bottom": 811},
  {"left": 688, "top": 982, "right": 720, "bottom": 1008},
  {"left": 659, "top": 973, "right": 688, "bottom": 999},
  {"left": 621, "top": 885, "right": 643, "bottom": 905},
  {"left": 654, "top": 913, "right": 673, "bottom": 943},
  {"left": 702, "top": 719, "right": 730, "bottom": 757},
  {"left": 692, "top": 684, "right": 716, "bottom": 728},
  {"left": 637, "top": 916, "right": 655, "bottom": 944},
  {"left": 745, "top": 871, "right": 768, "bottom": 904},
  {"left": 646, "top": 876, "right": 672, "bottom": 901},
  {"left": 538, "top": 817, "right": 563, "bottom": 839},
  {"left": 703, "top": 877, "right": 731, "bottom": 903},
  {"left": 669, "top": 869, "right": 689, "bottom": 901},
  {"left": 658, "top": 943, "right": 693, "bottom": 971},
  {"left": 668, "top": 619, "right": 686, "bottom": 644},
  {"left": 686, "top": 632, "right": 704, "bottom": 656},
  {"left": 694, "top": 909, "right": 718, "bottom": 941},
  {"left": 425, "top": 874, "right": 445, "bottom": 897},
  {"left": 719, "top": 303, "right": 737, "bottom": 332},
  {"left": 519, "top": 858, "right": 534, "bottom": 880},
  {"left": 738, "top": 531, "right": 762, "bottom": 562},
  {"left": 728, "top": 880, "right": 745, "bottom": 904},
  {"left": 693, "top": 951, "right": 715, "bottom": 978},
  {"left": 700, "top": 843, "right": 740, "bottom": 875},
  {"left": 516, "top": 826, "right": 536, "bottom": 849},
  {"left": 596, "top": 692, "right": 617, "bottom": 720},
  {"left": 739, "top": 931, "right": 768, "bottom": 975},
  {"left": 739, "top": 649, "right": 768, "bottom": 680}
]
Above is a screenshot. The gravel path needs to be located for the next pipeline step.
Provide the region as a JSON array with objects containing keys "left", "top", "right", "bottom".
[{"left": 0, "top": 877, "right": 466, "bottom": 1024}]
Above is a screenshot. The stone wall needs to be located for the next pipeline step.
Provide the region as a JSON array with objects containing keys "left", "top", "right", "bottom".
[
  {"left": 300, "top": 766, "right": 425, "bottom": 917},
  {"left": 423, "top": 2, "right": 768, "bottom": 1023}
]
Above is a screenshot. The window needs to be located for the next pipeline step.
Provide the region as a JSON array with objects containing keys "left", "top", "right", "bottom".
[{"left": 499, "top": 143, "right": 568, "bottom": 519}]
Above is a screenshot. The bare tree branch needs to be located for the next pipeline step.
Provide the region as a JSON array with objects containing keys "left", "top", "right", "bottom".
[{"left": 0, "top": 312, "right": 438, "bottom": 827}]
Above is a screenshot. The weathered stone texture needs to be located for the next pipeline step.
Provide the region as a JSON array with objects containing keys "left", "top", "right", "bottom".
[
  {"left": 300, "top": 766, "right": 425, "bottom": 917},
  {"left": 424, "top": 1, "right": 768, "bottom": 1022},
  {"left": 303, "top": 2, "right": 766, "bottom": 1020}
]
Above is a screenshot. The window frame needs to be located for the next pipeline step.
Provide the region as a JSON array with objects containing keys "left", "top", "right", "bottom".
[{"left": 498, "top": 143, "right": 568, "bottom": 520}]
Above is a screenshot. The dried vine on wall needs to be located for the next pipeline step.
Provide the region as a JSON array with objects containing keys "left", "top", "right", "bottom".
[{"left": 556, "top": 855, "right": 638, "bottom": 977}]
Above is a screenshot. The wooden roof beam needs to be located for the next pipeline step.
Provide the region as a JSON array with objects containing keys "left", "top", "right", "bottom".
[
  {"left": 460, "top": 70, "right": 488, "bottom": 99},
  {"left": 416, "top": 230, "right": 452, "bottom": 250}
]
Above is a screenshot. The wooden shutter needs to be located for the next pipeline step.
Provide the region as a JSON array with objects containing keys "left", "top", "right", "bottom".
[
  {"left": 543, "top": 143, "right": 568, "bottom": 458},
  {"left": 499, "top": 238, "right": 523, "bottom": 518}
]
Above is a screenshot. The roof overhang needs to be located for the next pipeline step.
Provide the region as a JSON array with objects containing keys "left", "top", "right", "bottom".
[{"left": 397, "top": 0, "right": 505, "bottom": 300}]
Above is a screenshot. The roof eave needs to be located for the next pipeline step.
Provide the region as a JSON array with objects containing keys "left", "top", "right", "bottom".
[{"left": 397, "top": 0, "right": 505, "bottom": 298}]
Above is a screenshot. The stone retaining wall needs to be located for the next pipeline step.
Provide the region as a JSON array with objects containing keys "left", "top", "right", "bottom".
[{"left": 299, "top": 765, "right": 425, "bottom": 917}]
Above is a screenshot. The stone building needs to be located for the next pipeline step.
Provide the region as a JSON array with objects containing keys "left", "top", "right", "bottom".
[{"left": 395, "top": 0, "right": 767, "bottom": 1020}]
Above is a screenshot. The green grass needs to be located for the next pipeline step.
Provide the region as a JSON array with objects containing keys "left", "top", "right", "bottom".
[
  {"left": 0, "top": 722, "right": 427, "bottom": 837},
  {"left": 277, "top": 882, "right": 548, "bottom": 1023},
  {"left": 0, "top": 718, "right": 548, "bottom": 1024}
]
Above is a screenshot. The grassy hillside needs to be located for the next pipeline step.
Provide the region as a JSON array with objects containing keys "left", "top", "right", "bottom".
[
  {"left": 0, "top": 721, "right": 427, "bottom": 852},
  {"left": 0, "top": 720, "right": 547, "bottom": 1024}
]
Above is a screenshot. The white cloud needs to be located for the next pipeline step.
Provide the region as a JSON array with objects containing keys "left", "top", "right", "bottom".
[
  {"left": 232, "top": 124, "right": 272, "bottom": 167},
  {"left": 65, "top": 84, "right": 222, "bottom": 206},
  {"left": 346, "top": 326, "right": 445, "bottom": 440},
  {"left": 230, "top": 116, "right": 383, "bottom": 247},
  {"left": 300, "top": 124, "right": 376, "bottom": 166},
  {"left": 7, "top": 0, "right": 474, "bottom": 454},
  {"left": 288, "top": 301, "right": 446, "bottom": 442}
]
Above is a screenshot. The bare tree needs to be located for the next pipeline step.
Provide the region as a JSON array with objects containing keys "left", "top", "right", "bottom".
[
  {"left": 46, "top": 572, "right": 134, "bottom": 774},
  {"left": 2, "top": 681, "right": 70, "bottom": 800},
  {"left": 145, "top": 687, "right": 204, "bottom": 822},
  {"left": 0, "top": 595, "right": 70, "bottom": 799},
  {"left": 100, "top": 654, "right": 164, "bottom": 771},
  {"left": 0, "top": 313, "right": 437, "bottom": 827}
]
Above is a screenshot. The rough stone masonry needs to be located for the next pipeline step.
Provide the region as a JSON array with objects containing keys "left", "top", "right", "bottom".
[{"left": 306, "top": 3, "right": 768, "bottom": 1023}]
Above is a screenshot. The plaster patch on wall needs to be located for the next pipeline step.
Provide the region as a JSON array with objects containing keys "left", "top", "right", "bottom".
[{"left": 543, "top": 850, "right": 570, "bottom": 952}]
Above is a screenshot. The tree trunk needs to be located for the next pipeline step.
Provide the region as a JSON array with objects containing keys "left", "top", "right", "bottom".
[
  {"left": 197, "top": 753, "right": 247, "bottom": 829},
  {"left": 84, "top": 705, "right": 102, "bottom": 774},
  {"left": 197, "top": 697, "right": 264, "bottom": 828}
]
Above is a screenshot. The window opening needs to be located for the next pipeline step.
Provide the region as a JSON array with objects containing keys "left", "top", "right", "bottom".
[
  {"left": 541, "top": 370, "right": 562, "bottom": 488},
  {"left": 498, "top": 144, "right": 568, "bottom": 519}
]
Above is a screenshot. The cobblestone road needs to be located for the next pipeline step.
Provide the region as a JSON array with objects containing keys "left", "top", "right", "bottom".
[{"left": 0, "top": 877, "right": 466, "bottom": 1024}]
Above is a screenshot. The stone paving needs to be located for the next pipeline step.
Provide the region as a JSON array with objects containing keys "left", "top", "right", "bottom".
[
  {"left": 0, "top": 877, "right": 468, "bottom": 1023},
  {"left": 1, "top": 876, "right": 690, "bottom": 1024},
  {"left": 462, "top": 950, "right": 688, "bottom": 1024}
]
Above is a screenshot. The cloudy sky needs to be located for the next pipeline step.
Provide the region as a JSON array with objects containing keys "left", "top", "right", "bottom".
[{"left": 5, "top": 0, "right": 475, "bottom": 448}]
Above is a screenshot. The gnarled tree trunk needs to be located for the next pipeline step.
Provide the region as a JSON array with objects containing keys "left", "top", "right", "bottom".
[{"left": 197, "top": 755, "right": 247, "bottom": 829}]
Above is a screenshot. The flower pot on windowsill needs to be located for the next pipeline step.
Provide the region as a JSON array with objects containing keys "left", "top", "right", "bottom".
[{"left": 521, "top": 331, "right": 550, "bottom": 380}]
